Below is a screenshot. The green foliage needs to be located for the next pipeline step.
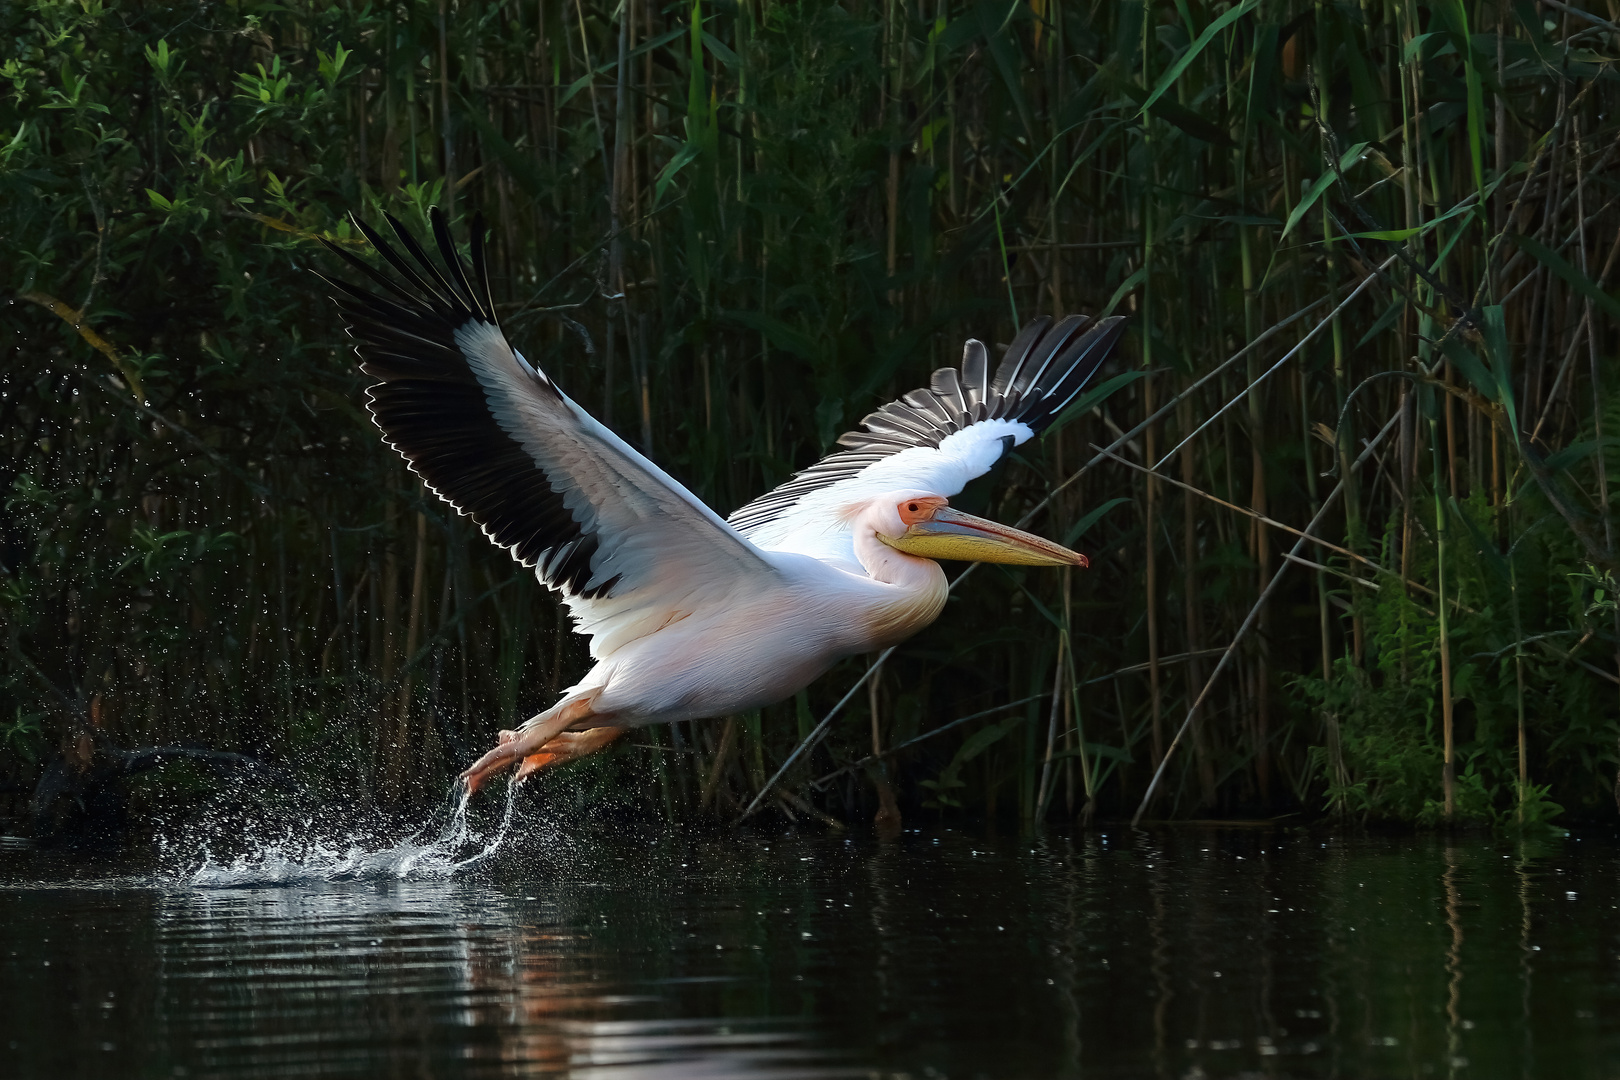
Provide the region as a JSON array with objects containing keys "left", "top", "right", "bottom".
[
  {"left": 1300, "top": 659, "right": 1441, "bottom": 825},
  {"left": 1570, "top": 565, "right": 1618, "bottom": 621},
  {"left": 2, "top": 0, "right": 1618, "bottom": 829},
  {"left": 1, "top": 707, "right": 46, "bottom": 765},
  {"left": 1295, "top": 490, "right": 1615, "bottom": 828}
]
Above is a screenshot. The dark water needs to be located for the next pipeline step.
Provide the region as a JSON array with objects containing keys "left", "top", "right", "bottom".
[{"left": 3, "top": 819, "right": 1618, "bottom": 1079}]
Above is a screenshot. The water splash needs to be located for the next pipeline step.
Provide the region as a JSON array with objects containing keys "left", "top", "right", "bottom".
[{"left": 180, "top": 779, "right": 523, "bottom": 887}]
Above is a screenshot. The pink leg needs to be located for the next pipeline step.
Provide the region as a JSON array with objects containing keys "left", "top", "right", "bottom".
[
  {"left": 459, "top": 696, "right": 598, "bottom": 794},
  {"left": 512, "top": 726, "right": 627, "bottom": 781}
]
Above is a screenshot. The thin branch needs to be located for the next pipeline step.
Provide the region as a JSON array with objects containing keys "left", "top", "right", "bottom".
[
  {"left": 736, "top": 652, "right": 891, "bottom": 821},
  {"left": 1541, "top": 0, "right": 1620, "bottom": 33},
  {"left": 1131, "top": 407, "right": 1405, "bottom": 825},
  {"left": 1154, "top": 255, "right": 1398, "bottom": 471},
  {"left": 1093, "top": 444, "right": 1439, "bottom": 599},
  {"left": 1280, "top": 551, "right": 1383, "bottom": 594},
  {"left": 809, "top": 692, "right": 1048, "bottom": 789}
]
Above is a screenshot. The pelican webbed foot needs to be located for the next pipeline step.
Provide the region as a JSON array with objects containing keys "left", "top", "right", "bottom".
[
  {"left": 513, "top": 726, "right": 626, "bottom": 781},
  {"left": 458, "top": 696, "right": 609, "bottom": 794}
]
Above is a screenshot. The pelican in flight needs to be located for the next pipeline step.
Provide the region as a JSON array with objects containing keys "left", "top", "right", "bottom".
[{"left": 320, "top": 210, "right": 1125, "bottom": 793}]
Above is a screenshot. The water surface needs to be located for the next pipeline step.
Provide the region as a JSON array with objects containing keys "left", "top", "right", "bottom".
[{"left": 3, "top": 822, "right": 1617, "bottom": 1078}]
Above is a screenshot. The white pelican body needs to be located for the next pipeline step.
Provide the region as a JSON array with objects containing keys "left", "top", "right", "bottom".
[
  {"left": 321, "top": 210, "right": 1125, "bottom": 789},
  {"left": 561, "top": 541, "right": 943, "bottom": 728}
]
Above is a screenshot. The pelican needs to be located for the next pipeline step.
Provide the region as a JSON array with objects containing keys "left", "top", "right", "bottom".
[{"left": 319, "top": 209, "right": 1125, "bottom": 793}]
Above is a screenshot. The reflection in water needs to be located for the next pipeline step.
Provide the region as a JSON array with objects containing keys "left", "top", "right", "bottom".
[
  {"left": 1446, "top": 842, "right": 1465, "bottom": 1074},
  {"left": 150, "top": 879, "right": 836, "bottom": 1078},
  {"left": 1517, "top": 849, "right": 1535, "bottom": 1079},
  {"left": 1147, "top": 835, "right": 1173, "bottom": 1080},
  {"left": 3, "top": 828, "right": 1620, "bottom": 1078}
]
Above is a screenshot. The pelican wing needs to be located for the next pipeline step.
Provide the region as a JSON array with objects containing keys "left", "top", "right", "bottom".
[
  {"left": 320, "top": 210, "right": 777, "bottom": 654},
  {"left": 730, "top": 314, "right": 1127, "bottom": 565}
]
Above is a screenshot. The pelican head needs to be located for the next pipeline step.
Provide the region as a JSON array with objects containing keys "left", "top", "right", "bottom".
[{"left": 873, "top": 493, "right": 1088, "bottom": 568}]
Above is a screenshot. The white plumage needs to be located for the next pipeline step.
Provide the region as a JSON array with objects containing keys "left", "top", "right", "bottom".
[{"left": 737, "top": 417, "right": 1034, "bottom": 570}]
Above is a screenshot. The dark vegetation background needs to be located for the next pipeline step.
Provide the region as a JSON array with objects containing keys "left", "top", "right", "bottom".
[{"left": 3, "top": 0, "right": 1619, "bottom": 838}]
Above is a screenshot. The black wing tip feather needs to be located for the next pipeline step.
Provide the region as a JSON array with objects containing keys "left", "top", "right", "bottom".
[
  {"left": 323, "top": 207, "right": 614, "bottom": 602},
  {"left": 1008, "top": 314, "right": 1129, "bottom": 431},
  {"left": 838, "top": 312, "right": 1127, "bottom": 451}
]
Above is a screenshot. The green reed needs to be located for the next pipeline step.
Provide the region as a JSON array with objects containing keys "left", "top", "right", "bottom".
[{"left": 3, "top": 0, "right": 1618, "bottom": 831}]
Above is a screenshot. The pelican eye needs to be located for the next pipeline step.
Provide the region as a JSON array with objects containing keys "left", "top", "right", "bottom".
[{"left": 897, "top": 496, "right": 945, "bottom": 526}]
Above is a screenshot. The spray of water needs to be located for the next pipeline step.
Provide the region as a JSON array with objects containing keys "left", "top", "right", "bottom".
[{"left": 180, "top": 778, "right": 525, "bottom": 887}]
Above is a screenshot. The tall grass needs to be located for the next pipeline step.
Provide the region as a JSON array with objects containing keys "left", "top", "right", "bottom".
[{"left": 2, "top": 0, "right": 1618, "bottom": 831}]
